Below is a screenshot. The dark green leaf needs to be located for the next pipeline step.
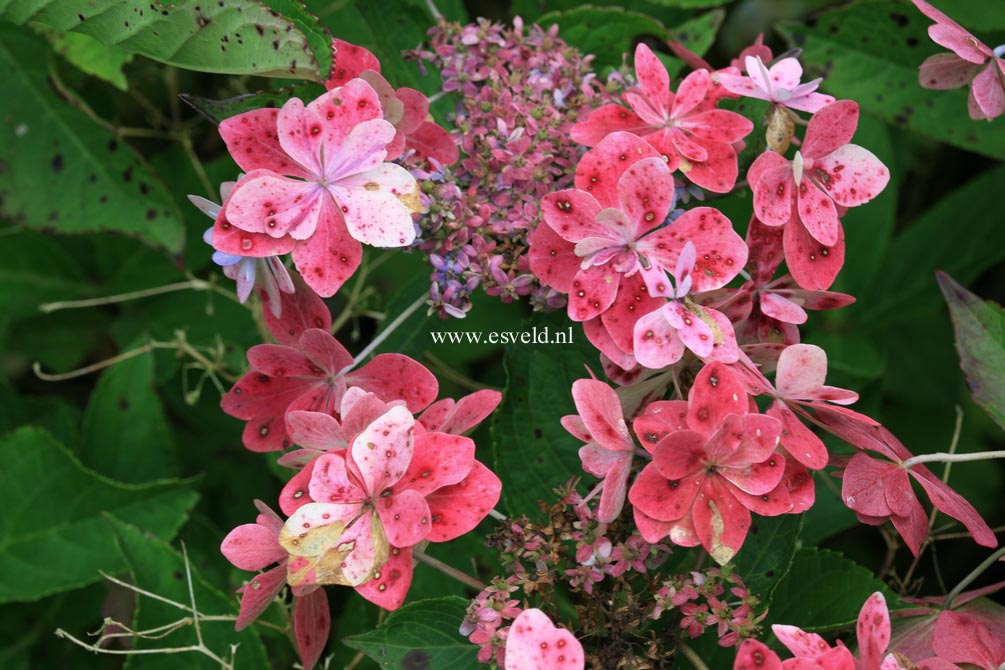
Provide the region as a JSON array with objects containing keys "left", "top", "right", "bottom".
[
  {"left": 2, "top": 0, "right": 332, "bottom": 80},
  {"left": 180, "top": 83, "right": 326, "bottom": 125},
  {"left": 104, "top": 516, "right": 269, "bottom": 670},
  {"left": 0, "top": 27, "right": 185, "bottom": 253},
  {"left": 730, "top": 514, "right": 802, "bottom": 605},
  {"left": 766, "top": 548, "right": 905, "bottom": 631},
  {"left": 342, "top": 596, "right": 476, "bottom": 670},
  {"left": 492, "top": 311, "right": 594, "bottom": 517},
  {"left": 937, "top": 271, "right": 1005, "bottom": 431},
  {"left": 0, "top": 427, "right": 197, "bottom": 603},
  {"left": 46, "top": 29, "right": 133, "bottom": 91},
  {"left": 779, "top": 3, "right": 1005, "bottom": 159},
  {"left": 80, "top": 348, "right": 178, "bottom": 483},
  {"left": 0, "top": 231, "right": 93, "bottom": 325},
  {"left": 536, "top": 6, "right": 672, "bottom": 70}
]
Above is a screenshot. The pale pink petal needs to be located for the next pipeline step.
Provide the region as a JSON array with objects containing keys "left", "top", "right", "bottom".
[
  {"left": 785, "top": 90, "right": 837, "bottom": 114},
  {"left": 771, "top": 625, "right": 832, "bottom": 659},
  {"left": 504, "top": 609, "right": 585, "bottom": 670},
  {"left": 776, "top": 344, "right": 828, "bottom": 397},
  {"left": 377, "top": 488, "right": 431, "bottom": 547},
  {"left": 702, "top": 307, "right": 741, "bottom": 364},
  {"left": 308, "top": 452, "right": 367, "bottom": 506},
  {"left": 221, "top": 523, "right": 286, "bottom": 571},
  {"left": 333, "top": 180, "right": 417, "bottom": 248},
  {"left": 761, "top": 291, "right": 808, "bottom": 324},
  {"left": 633, "top": 43, "right": 672, "bottom": 118},
  {"left": 596, "top": 456, "right": 633, "bottom": 523},
  {"left": 220, "top": 108, "right": 312, "bottom": 178},
  {"left": 294, "top": 588, "right": 330, "bottom": 670},
  {"left": 665, "top": 301, "right": 715, "bottom": 359},
  {"left": 225, "top": 173, "right": 322, "bottom": 239},
  {"left": 918, "top": 52, "right": 980, "bottom": 89},
  {"left": 211, "top": 205, "right": 296, "bottom": 259},
  {"left": 633, "top": 305, "right": 687, "bottom": 369},
  {"left": 813, "top": 145, "right": 890, "bottom": 208},
  {"left": 541, "top": 189, "right": 606, "bottom": 243},
  {"left": 324, "top": 118, "right": 395, "bottom": 182},
  {"left": 350, "top": 405, "right": 414, "bottom": 495},
  {"left": 769, "top": 58, "right": 805, "bottom": 90},
  {"left": 928, "top": 24, "right": 992, "bottom": 64},
  {"left": 857, "top": 593, "right": 891, "bottom": 670},
  {"left": 717, "top": 71, "right": 770, "bottom": 100},
  {"left": 571, "top": 379, "right": 633, "bottom": 452},
  {"left": 304, "top": 79, "right": 384, "bottom": 155},
  {"left": 970, "top": 61, "right": 1005, "bottom": 120}
]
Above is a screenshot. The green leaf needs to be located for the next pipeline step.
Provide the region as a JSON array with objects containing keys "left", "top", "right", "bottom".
[
  {"left": 180, "top": 83, "right": 326, "bottom": 124},
  {"left": 662, "top": 9, "right": 726, "bottom": 79},
  {"left": 492, "top": 312, "right": 593, "bottom": 517},
  {"left": 2, "top": 0, "right": 332, "bottom": 80},
  {"left": 104, "top": 516, "right": 269, "bottom": 670},
  {"left": 729, "top": 514, "right": 802, "bottom": 606},
  {"left": 860, "top": 166, "right": 1005, "bottom": 325},
  {"left": 766, "top": 548, "right": 905, "bottom": 631},
  {"left": 46, "top": 29, "right": 133, "bottom": 90},
  {"left": 342, "top": 596, "right": 477, "bottom": 670},
  {"left": 536, "top": 6, "right": 671, "bottom": 70},
  {"left": 779, "top": 2, "right": 1005, "bottom": 160},
  {"left": 0, "top": 230, "right": 93, "bottom": 325},
  {"left": 0, "top": 427, "right": 197, "bottom": 603},
  {"left": 644, "top": 0, "right": 729, "bottom": 7},
  {"left": 80, "top": 348, "right": 178, "bottom": 483},
  {"left": 943, "top": 0, "right": 1005, "bottom": 31},
  {"left": 937, "top": 271, "right": 1005, "bottom": 432},
  {"left": 0, "top": 27, "right": 185, "bottom": 253}
]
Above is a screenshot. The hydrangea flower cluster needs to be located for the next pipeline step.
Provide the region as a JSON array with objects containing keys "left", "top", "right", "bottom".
[
  {"left": 406, "top": 17, "right": 625, "bottom": 317},
  {"left": 219, "top": 283, "right": 501, "bottom": 667}
]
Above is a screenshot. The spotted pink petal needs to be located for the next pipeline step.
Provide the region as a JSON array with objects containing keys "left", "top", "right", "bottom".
[
  {"left": 504, "top": 609, "right": 585, "bottom": 670},
  {"left": 685, "top": 138, "right": 742, "bottom": 193},
  {"left": 633, "top": 305, "right": 687, "bottom": 369},
  {"left": 405, "top": 120, "right": 460, "bottom": 166},
  {"left": 918, "top": 52, "right": 980, "bottom": 89},
  {"left": 326, "top": 38, "right": 382, "bottom": 89},
  {"left": 294, "top": 588, "right": 330, "bottom": 670},
  {"left": 601, "top": 273, "right": 664, "bottom": 355},
  {"left": 221, "top": 523, "right": 287, "bottom": 571},
  {"left": 768, "top": 401, "right": 829, "bottom": 470},
  {"left": 632, "top": 504, "right": 676, "bottom": 542},
  {"left": 346, "top": 354, "right": 439, "bottom": 413},
  {"left": 235, "top": 565, "right": 287, "bottom": 631},
  {"left": 280, "top": 458, "right": 318, "bottom": 515},
  {"left": 687, "top": 361, "right": 748, "bottom": 436},
  {"left": 665, "top": 300, "right": 715, "bottom": 358},
  {"left": 261, "top": 271, "right": 332, "bottom": 346},
  {"left": 734, "top": 639, "right": 783, "bottom": 670},
  {"left": 671, "top": 69, "right": 712, "bottom": 118},
  {"left": 355, "top": 545, "right": 413, "bottom": 610},
  {"left": 633, "top": 43, "right": 671, "bottom": 119},
  {"left": 618, "top": 157, "right": 676, "bottom": 235},
  {"left": 783, "top": 214, "right": 845, "bottom": 291},
  {"left": 219, "top": 108, "right": 312, "bottom": 179},
  {"left": 750, "top": 152, "right": 795, "bottom": 227},
  {"left": 587, "top": 448, "right": 633, "bottom": 523},
  {"left": 797, "top": 179, "right": 841, "bottom": 246},
  {"left": 211, "top": 203, "right": 297, "bottom": 259},
  {"left": 224, "top": 171, "right": 321, "bottom": 240},
  {"left": 397, "top": 432, "right": 475, "bottom": 496},
  {"left": 308, "top": 453, "right": 366, "bottom": 507},
  {"left": 298, "top": 80, "right": 385, "bottom": 163},
  {"left": 680, "top": 109, "right": 754, "bottom": 144},
  {"left": 541, "top": 189, "right": 606, "bottom": 243},
  {"left": 633, "top": 399, "right": 689, "bottom": 451},
  {"left": 377, "top": 488, "right": 430, "bottom": 548},
  {"left": 584, "top": 317, "right": 637, "bottom": 371},
  {"left": 641, "top": 206, "right": 747, "bottom": 292},
  {"left": 857, "top": 593, "right": 892, "bottom": 670},
  {"left": 575, "top": 132, "right": 662, "bottom": 209},
  {"left": 349, "top": 406, "right": 414, "bottom": 496},
  {"left": 812, "top": 145, "right": 890, "bottom": 208},
  {"left": 803, "top": 101, "right": 860, "bottom": 159},
  {"left": 246, "top": 343, "right": 319, "bottom": 378},
  {"left": 567, "top": 266, "right": 621, "bottom": 322},
  {"left": 298, "top": 328, "right": 353, "bottom": 374},
  {"left": 424, "top": 461, "right": 502, "bottom": 542},
  {"left": 528, "top": 220, "right": 579, "bottom": 294},
  {"left": 570, "top": 104, "right": 650, "bottom": 147},
  {"left": 761, "top": 291, "right": 808, "bottom": 324},
  {"left": 290, "top": 198, "right": 363, "bottom": 297}
]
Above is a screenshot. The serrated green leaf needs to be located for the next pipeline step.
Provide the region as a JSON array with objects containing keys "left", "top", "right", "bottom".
[
  {"left": 2, "top": 0, "right": 331, "bottom": 80},
  {"left": 937, "top": 272, "right": 1005, "bottom": 432},
  {"left": 80, "top": 348, "right": 178, "bottom": 483},
  {"left": 46, "top": 29, "right": 133, "bottom": 90},
  {"left": 778, "top": 3, "right": 1005, "bottom": 159},
  {"left": 104, "top": 516, "right": 269, "bottom": 670},
  {"left": 0, "top": 427, "right": 197, "bottom": 603},
  {"left": 0, "top": 27, "right": 185, "bottom": 253},
  {"left": 766, "top": 548, "right": 906, "bottom": 631},
  {"left": 342, "top": 596, "right": 476, "bottom": 670},
  {"left": 492, "top": 312, "right": 594, "bottom": 517},
  {"left": 730, "top": 514, "right": 802, "bottom": 606}
]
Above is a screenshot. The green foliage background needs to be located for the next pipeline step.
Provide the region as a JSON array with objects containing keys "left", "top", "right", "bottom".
[{"left": 0, "top": 0, "right": 1002, "bottom": 668}]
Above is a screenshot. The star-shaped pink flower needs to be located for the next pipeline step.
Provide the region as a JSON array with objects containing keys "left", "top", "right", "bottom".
[
  {"left": 212, "top": 80, "right": 422, "bottom": 297},
  {"left": 571, "top": 43, "right": 753, "bottom": 192},
  {"left": 718, "top": 56, "right": 835, "bottom": 112},
  {"left": 913, "top": 0, "right": 1005, "bottom": 120}
]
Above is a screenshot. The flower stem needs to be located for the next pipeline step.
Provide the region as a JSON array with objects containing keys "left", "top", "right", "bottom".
[
  {"left": 38, "top": 276, "right": 240, "bottom": 313},
  {"left": 944, "top": 546, "right": 1005, "bottom": 609},
  {"left": 677, "top": 640, "right": 710, "bottom": 670},
  {"left": 902, "top": 450, "right": 1005, "bottom": 469},
  {"left": 412, "top": 548, "right": 487, "bottom": 591},
  {"left": 338, "top": 293, "right": 427, "bottom": 376}
]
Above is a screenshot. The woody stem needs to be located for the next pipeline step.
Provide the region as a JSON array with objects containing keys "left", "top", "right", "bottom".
[
  {"left": 943, "top": 546, "right": 1005, "bottom": 609},
  {"left": 412, "top": 549, "right": 487, "bottom": 591},
  {"left": 901, "top": 450, "right": 1005, "bottom": 469}
]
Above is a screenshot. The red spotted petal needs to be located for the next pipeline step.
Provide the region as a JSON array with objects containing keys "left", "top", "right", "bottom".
[
  {"left": 377, "top": 488, "right": 430, "bottom": 547},
  {"left": 642, "top": 206, "right": 747, "bottom": 292},
  {"left": 528, "top": 220, "right": 579, "bottom": 294},
  {"left": 290, "top": 199, "right": 363, "bottom": 297},
  {"left": 261, "top": 271, "right": 332, "bottom": 346},
  {"left": 919, "top": 52, "right": 980, "bottom": 89},
  {"left": 570, "top": 104, "right": 650, "bottom": 147},
  {"left": 575, "top": 132, "right": 662, "bottom": 209},
  {"left": 783, "top": 214, "right": 845, "bottom": 291},
  {"left": 504, "top": 609, "right": 585, "bottom": 670},
  {"left": 235, "top": 565, "right": 287, "bottom": 630},
  {"left": 633, "top": 399, "right": 689, "bottom": 450},
  {"left": 813, "top": 145, "right": 890, "bottom": 208},
  {"left": 796, "top": 179, "right": 840, "bottom": 246},
  {"left": 567, "top": 266, "right": 620, "bottom": 322},
  {"left": 734, "top": 639, "right": 783, "bottom": 670},
  {"left": 327, "top": 39, "right": 382, "bottom": 89},
  {"left": 294, "top": 588, "right": 330, "bottom": 670},
  {"left": 856, "top": 592, "right": 891, "bottom": 670},
  {"left": 347, "top": 353, "right": 438, "bottom": 412},
  {"left": 220, "top": 108, "right": 312, "bottom": 179},
  {"left": 684, "top": 140, "right": 741, "bottom": 193},
  {"left": 349, "top": 406, "right": 414, "bottom": 496},
  {"left": 355, "top": 546, "right": 414, "bottom": 610},
  {"left": 803, "top": 101, "right": 861, "bottom": 158},
  {"left": 686, "top": 361, "right": 748, "bottom": 436},
  {"left": 692, "top": 478, "right": 752, "bottom": 563},
  {"left": 397, "top": 432, "right": 475, "bottom": 496},
  {"left": 424, "top": 461, "right": 502, "bottom": 542}
]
